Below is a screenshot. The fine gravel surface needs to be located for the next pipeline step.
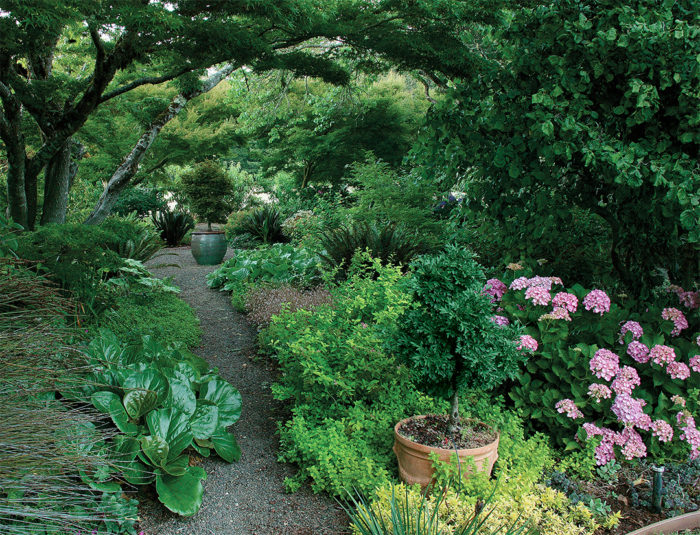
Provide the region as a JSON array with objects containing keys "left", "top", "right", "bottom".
[{"left": 141, "top": 246, "right": 349, "bottom": 535}]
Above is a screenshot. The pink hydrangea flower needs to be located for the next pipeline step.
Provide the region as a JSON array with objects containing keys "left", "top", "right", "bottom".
[
  {"left": 588, "top": 383, "right": 613, "bottom": 402},
  {"left": 583, "top": 422, "right": 603, "bottom": 439},
  {"left": 649, "top": 344, "right": 676, "bottom": 366},
  {"left": 618, "top": 321, "right": 643, "bottom": 344},
  {"left": 528, "top": 276, "right": 554, "bottom": 290},
  {"left": 690, "top": 356, "right": 700, "bottom": 373},
  {"left": 667, "top": 361, "right": 690, "bottom": 380},
  {"left": 627, "top": 341, "right": 650, "bottom": 363},
  {"left": 671, "top": 395, "right": 686, "bottom": 407},
  {"left": 552, "top": 292, "right": 578, "bottom": 313},
  {"left": 611, "top": 366, "right": 641, "bottom": 395},
  {"left": 696, "top": 335, "right": 700, "bottom": 348},
  {"left": 483, "top": 278, "right": 507, "bottom": 302},
  {"left": 619, "top": 427, "right": 647, "bottom": 460},
  {"left": 490, "top": 315, "right": 510, "bottom": 326},
  {"left": 678, "top": 290, "right": 699, "bottom": 310},
  {"left": 538, "top": 307, "right": 572, "bottom": 321},
  {"left": 517, "top": 335, "right": 538, "bottom": 352},
  {"left": 510, "top": 277, "right": 530, "bottom": 290},
  {"left": 583, "top": 289, "right": 611, "bottom": 315},
  {"left": 549, "top": 276, "right": 564, "bottom": 286},
  {"left": 677, "top": 412, "right": 700, "bottom": 460},
  {"left": 556, "top": 399, "right": 584, "bottom": 419},
  {"left": 525, "top": 285, "right": 551, "bottom": 306},
  {"left": 651, "top": 420, "right": 673, "bottom": 442},
  {"left": 592, "top": 427, "right": 621, "bottom": 465},
  {"left": 589, "top": 348, "right": 619, "bottom": 381},
  {"left": 661, "top": 307, "right": 689, "bottom": 336},
  {"left": 611, "top": 394, "right": 647, "bottom": 427}
]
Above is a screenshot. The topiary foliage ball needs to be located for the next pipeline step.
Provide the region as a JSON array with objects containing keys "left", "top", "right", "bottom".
[{"left": 180, "top": 161, "right": 234, "bottom": 229}]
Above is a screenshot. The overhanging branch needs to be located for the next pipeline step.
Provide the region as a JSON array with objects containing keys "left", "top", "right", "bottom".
[{"left": 100, "top": 67, "right": 194, "bottom": 102}]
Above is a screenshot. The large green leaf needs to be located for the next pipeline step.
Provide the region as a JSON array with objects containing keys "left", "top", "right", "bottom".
[
  {"left": 200, "top": 379, "right": 242, "bottom": 427},
  {"left": 140, "top": 435, "right": 170, "bottom": 466},
  {"left": 90, "top": 391, "right": 139, "bottom": 435},
  {"left": 87, "top": 329, "right": 127, "bottom": 366},
  {"left": 123, "top": 459, "right": 155, "bottom": 485},
  {"left": 155, "top": 466, "right": 207, "bottom": 517},
  {"left": 210, "top": 429, "right": 241, "bottom": 463},
  {"left": 113, "top": 435, "right": 140, "bottom": 462},
  {"left": 146, "top": 407, "right": 193, "bottom": 461},
  {"left": 164, "top": 379, "right": 196, "bottom": 417},
  {"left": 160, "top": 455, "right": 189, "bottom": 476},
  {"left": 122, "top": 369, "right": 169, "bottom": 419},
  {"left": 190, "top": 400, "right": 218, "bottom": 440}
]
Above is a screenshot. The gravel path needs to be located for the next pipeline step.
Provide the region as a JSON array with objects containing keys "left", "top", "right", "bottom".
[{"left": 141, "top": 246, "right": 348, "bottom": 535}]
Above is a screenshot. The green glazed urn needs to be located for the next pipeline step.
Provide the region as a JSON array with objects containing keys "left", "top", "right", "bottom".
[{"left": 190, "top": 231, "right": 227, "bottom": 265}]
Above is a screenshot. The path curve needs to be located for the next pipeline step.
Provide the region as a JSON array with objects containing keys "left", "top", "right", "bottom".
[{"left": 141, "top": 247, "right": 347, "bottom": 535}]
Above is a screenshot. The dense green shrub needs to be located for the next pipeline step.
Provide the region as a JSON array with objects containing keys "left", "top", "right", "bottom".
[
  {"left": 260, "top": 256, "right": 445, "bottom": 495},
  {"left": 180, "top": 160, "right": 234, "bottom": 229},
  {"left": 112, "top": 185, "right": 166, "bottom": 218},
  {"left": 234, "top": 205, "right": 287, "bottom": 245},
  {"left": 152, "top": 209, "right": 195, "bottom": 247},
  {"left": 319, "top": 222, "right": 425, "bottom": 276},
  {"left": 102, "top": 215, "right": 164, "bottom": 261}
]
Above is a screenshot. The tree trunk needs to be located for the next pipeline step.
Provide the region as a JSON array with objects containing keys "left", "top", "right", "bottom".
[
  {"left": 85, "top": 64, "right": 236, "bottom": 225},
  {"left": 40, "top": 139, "right": 72, "bottom": 224},
  {"left": 448, "top": 390, "right": 460, "bottom": 436},
  {"left": 6, "top": 150, "right": 28, "bottom": 229}
]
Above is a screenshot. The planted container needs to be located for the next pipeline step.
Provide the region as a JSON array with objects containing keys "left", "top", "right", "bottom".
[
  {"left": 393, "top": 415, "right": 499, "bottom": 488},
  {"left": 191, "top": 231, "right": 227, "bottom": 265},
  {"left": 625, "top": 511, "right": 700, "bottom": 535}
]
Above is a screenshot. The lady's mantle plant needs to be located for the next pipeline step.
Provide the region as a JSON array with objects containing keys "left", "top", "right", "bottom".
[
  {"left": 393, "top": 245, "right": 525, "bottom": 434},
  {"left": 490, "top": 265, "right": 699, "bottom": 465}
]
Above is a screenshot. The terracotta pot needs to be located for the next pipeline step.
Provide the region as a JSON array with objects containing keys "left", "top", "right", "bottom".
[
  {"left": 190, "top": 231, "right": 227, "bottom": 265},
  {"left": 393, "top": 415, "right": 499, "bottom": 488},
  {"left": 625, "top": 511, "right": 700, "bottom": 535}
]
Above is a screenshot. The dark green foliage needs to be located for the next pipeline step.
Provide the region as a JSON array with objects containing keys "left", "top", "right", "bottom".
[
  {"left": 260, "top": 257, "right": 445, "bottom": 495},
  {"left": 66, "top": 330, "right": 242, "bottom": 516},
  {"left": 99, "top": 291, "right": 202, "bottom": 349},
  {"left": 416, "top": 0, "right": 699, "bottom": 296},
  {"left": 102, "top": 215, "right": 164, "bottom": 262},
  {"left": 14, "top": 224, "right": 126, "bottom": 310},
  {"left": 152, "top": 210, "right": 195, "bottom": 247},
  {"left": 319, "top": 222, "right": 425, "bottom": 276},
  {"left": 180, "top": 161, "right": 234, "bottom": 228},
  {"left": 392, "top": 246, "right": 523, "bottom": 400},
  {"left": 112, "top": 186, "right": 166, "bottom": 218},
  {"left": 236, "top": 205, "right": 287, "bottom": 245}
]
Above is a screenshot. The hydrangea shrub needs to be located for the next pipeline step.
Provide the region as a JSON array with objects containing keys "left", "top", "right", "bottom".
[{"left": 488, "top": 267, "right": 699, "bottom": 464}]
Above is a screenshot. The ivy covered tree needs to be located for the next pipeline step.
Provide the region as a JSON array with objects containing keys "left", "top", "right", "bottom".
[
  {"left": 0, "top": 0, "right": 497, "bottom": 229},
  {"left": 417, "top": 0, "right": 699, "bottom": 294}
]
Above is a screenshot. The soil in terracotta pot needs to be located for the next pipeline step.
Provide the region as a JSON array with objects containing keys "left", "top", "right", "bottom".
[{"left": 397, "top": 414, "right": 497, "bottom": 449}]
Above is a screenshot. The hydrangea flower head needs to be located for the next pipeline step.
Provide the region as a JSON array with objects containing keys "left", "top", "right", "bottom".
[
  {"left": 583, "top": 289, "right": 611, "bottom": 315},
  {"left": 510, "top": 277, "right": 529, "bottom": 290},
  {"left": 525, "top": 285, "right": 551, "bottom": 306},
  {"left": 611, "top": 394, "right": 647, "bottom": 427},
  {"left": 528, "top": 276, "right": 553, "bottom": 290},
  {"left": 678, "top": 290, "right": 699, "bottom": 310},
  {"left": 539, "top": 307, "right": 572, "bottom": 321},
  {"left": 588, "top": 383, "right": 612, "bottom": 402},
  {"left": 555, "top": 399, "right": 584, "bottom": 419},
  {"left": 589, "top": 348, "right": 619, "bottom": 381},
  {"left": 667, "top": 361, "right": 690, "bottom": 380},
  {"left": 661, "top": 307, "right": 689, "bottom": 336},
  {"left": 649, "top": 344, "right": 676, "bottom": 366},
  {"left": 483, "top": 278, "right": 507, "bottom": 302},
  {"left": 619, "top": 427, "right": 647, "bottom": 460},
  {"left": 611, "top": 366, "right": 641, "bottom": 395},
  {"left": 690, "top": 356, "right": 700, "bottom": 373},
  {"left": 552, "top": 292, "right": 578, "bottom": 313},
  {"left": 490, "top": 315, "right": 510, "bottom": 327},
  {"left": 627, "top": 341, "right": 650, "bottom": 363},
  {"left": 651, "top": 420, "right": 673, "bottom": 442},
  {"left": 618, "top": 321, "right": 643, "bottom": 344},
  {"left": 517, "top": 335, "right": 538, "bottom": 352}
]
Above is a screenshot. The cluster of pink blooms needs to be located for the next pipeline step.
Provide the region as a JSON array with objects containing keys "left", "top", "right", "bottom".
[
  {"left": 483, "top": 278, "right": 507, "bottom": 302},
  {"left": 509, "top": 275, "right": 562, "bottom": 292},
  {"left": 618, "top": 321, "right": 643, "bottom": 344},
  {"left": 556, "top": 399, "right": 584, "bottom": 419},
  {"left": 690, "top": 355, "right": 700, "bottom": 373},
  {"left": 552, "top": 292, "right": 578, "bottom": 313},
  {"left": 677, "top": 412, "right": 700, "bottom": 460},
  {"left": 490, "top": 315, "right": 510, "bottom": 326},
  {"left": 661, "top": 307, "right": 689, "bottom": 336},
  {"left": 589, "top": 348, "right": 619, "bottom": 381},
  {"left": 610, "top": 366, "right": 640, "bottom": 395},
  {"left": 525, "top": 285, "right": 551, "bottom": 306},
  {"left": 667, "top": 285, "right": 699, "bottom": 310},
  {"left": 583, "top": 289, "right": 611, "bottom": 315},
  {"left": 588, "top": 383, "right": 612, "bottom": 402},
  {"left": 651, "top": 420, "right": 674, "bottom": 442},
  {"left": 517, "top": 334, "right": 538, "bottom": 352},
  {"left": 649, "top": 344, "right": 676, "bottom": 366},
  {"left": 667, "top": 361, "right": 691, "bottom": 380},
  {"left": 538, "top": 307, "right": 572, "bottom": 322},
  {"left": 611, "top": 394, "right": 650, "bottom": 428},
  {"left": 626, "top": 341, "right": 650, "bottom": 363}
]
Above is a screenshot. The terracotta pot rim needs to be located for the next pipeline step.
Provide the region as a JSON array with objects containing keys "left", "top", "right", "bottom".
[
  {"left": 624, "top": 511, "right": 700, "bottom": 535},
  {"left": 191, "top": 230, "right": 226, "bottom": 235},
  {"left": 394, "top": 415, "right": 500, "bottom": 455}
]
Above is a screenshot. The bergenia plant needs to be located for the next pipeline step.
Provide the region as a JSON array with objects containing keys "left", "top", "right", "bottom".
[{"left": 484, "top": 265, "right": 699, "bottom": 465}]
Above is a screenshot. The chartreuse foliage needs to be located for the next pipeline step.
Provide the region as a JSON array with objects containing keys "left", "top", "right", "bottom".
[
  {"left": 417, "top": 0, "right": 699, "bottom": 295},
  {"left": 64, "top": 331, "right": 242, "bottom": 516},
  {"left": 260, "top": 255, "right": 445, "bottom": 495}
]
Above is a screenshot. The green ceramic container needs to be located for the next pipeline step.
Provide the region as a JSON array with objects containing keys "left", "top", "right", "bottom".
[{"left": 190, "top": 231, "right": 227, "bottom": 265}]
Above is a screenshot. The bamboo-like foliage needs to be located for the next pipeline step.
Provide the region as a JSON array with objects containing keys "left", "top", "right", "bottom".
[{"left": 0, "top": 259, "right": 135, "bottom": 534}]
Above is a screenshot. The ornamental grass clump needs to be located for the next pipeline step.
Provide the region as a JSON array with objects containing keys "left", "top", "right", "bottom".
[
  {"left": 490, "top": 264, "right": 699, "bottom": 465},
  {"left": 393, "top": 245, "right": 524, "bottom": 434}
]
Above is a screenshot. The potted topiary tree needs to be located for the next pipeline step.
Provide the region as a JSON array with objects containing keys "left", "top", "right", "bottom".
[
  {"left": 180, "top": 160, "right": 234, "bottom": 265},
  {"left": 391, "top": 245, "right": 528, "bottom": 487}
]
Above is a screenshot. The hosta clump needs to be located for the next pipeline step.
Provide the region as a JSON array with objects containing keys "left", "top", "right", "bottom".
[
  {"left": 64, "top": 330, "right": 242, "bottom": 516},
  {"left": 206, "top": 244, "right": 322, "bottom": 291},
  {"left": 490, "top": 265, "right": 699, "bottom": 464}
]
